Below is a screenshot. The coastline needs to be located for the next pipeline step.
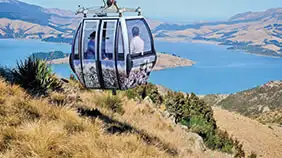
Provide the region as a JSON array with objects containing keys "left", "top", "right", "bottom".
[
  {"left": 48, "top": 53, "right": 195, "bottom": 71},
  {"left": 2, "top": 38, "right": 280, "bottom": 58},
  {"left": 0, "top": 38, "right": 72, "bottom": 45},
  {"left": 155, "top": 38, "right": 282, "bottom": 58},
  {"left": 154, "top": 37, "right": 221, "bottom": 46}
]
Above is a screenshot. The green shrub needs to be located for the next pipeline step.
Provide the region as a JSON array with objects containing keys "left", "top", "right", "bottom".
[
  {"left": 187, "top": 115, "right": 215, "bottom": 137},
  {"left": 164, "top": 91, "right": 244, "bottom": 155},
  {"left": 125, "top": 83, "right": 245, "bottom": 155},
  {"left": 12, "top": 56, "right": 62, "bottom": 96},
  {"left": 165, "top": 92, "right": 188, "bottom": 123},
  {"left": 100, "top": 95, "right": 124, "bottom": 114},
  {"left": 124, "top": 88, "right": 142, "bottom": 100},
  {"left": 125, "top": 83, "right": 163, "bottom": 105}
]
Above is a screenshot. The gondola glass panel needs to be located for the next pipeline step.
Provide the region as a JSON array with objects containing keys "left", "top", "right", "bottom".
[
  {"left": 116, "top": 23, "right": 127, "bottom": 89},
  {"left": 99, "top": 20, "right": 119, "bottom": 89},
  {"left": 72, "top": 24, "right": 84, "bottom": 85},
  {"left": 82, "top": 20, "right": 100, "bottom": 88},
  {"left": 124, "top": 19, "right": 156, "bottom": 89}
]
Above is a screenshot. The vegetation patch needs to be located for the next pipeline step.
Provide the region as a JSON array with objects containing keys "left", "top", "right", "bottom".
[
  {"left": 31, "top": 51, "right": 69, "bottom": 61},
  {"left": 125, "top": 83, "right": 163, "bottom": 105},
  {"left": 125, "top": 84, "right": 246, "bottom": 156},
  {"left": 96, "top": 95, "right": 125, "bottom": 114},
  {"left": 11, "top": 56, "right": 62, "bottom": 96}
]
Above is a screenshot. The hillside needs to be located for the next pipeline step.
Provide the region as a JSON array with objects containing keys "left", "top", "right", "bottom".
[
  {"left": 0, "top": 0, "right": 79, "bottom": 43},
  {"left": 213, "top": 107, "right": 282, "bottom": 158},
  {"left": 154, "top": 8, "right": 282, "bottom": 57},
  {"left": 203, "top": 81, "right": 282, "bottom": 125},
  {"left": 0, "top": 0, "right": 161, "bottom": 43},
  {"left": 1, "top": 1, "right": 281, "bottom": 57},
  {"left": 0, "top": 77, "right": 234, "bottom": 158}
]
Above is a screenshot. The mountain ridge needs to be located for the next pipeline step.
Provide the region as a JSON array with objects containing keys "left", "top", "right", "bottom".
[
  {"left": 202, "top": 80, "right": 282, "bottom": 125},
  {"left": 0, "top": 0, "right": 282, "bottom": 57},
  {"left": 0, "top": 0, "right": 79, "bottom": 43},
  {"left": 154, "top": 8, "right": 282, "bottom": 57},
  {"left": 0, "top": 0, "right": 161, "bottom": 44}
]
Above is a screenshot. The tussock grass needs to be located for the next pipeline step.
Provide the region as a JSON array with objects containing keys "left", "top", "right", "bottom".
[
  {"left": 95, "top": 94, "right": 125, "bottom": 114},
  {"left": 0, "top": 77, "right": 233, "bottom": 157},
  {"left": 0, "top": 79, "right": 184, "bottom": 157}
]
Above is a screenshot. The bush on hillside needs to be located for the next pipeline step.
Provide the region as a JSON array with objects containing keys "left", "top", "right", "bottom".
[
  {"left": 124, "top": 84, "right": 245, "bottom": 155},
  {"left": 164, "top": 91, "right": 244, "bottom": 156},
  {"left": 125, "top": 83, "right": 163, "bottom": 105},
  {"left": 12, "top": 56, "right": 62, "bottom": 96},
  {"left": 98, "top": 95, "right": 124, "bottom": 114}
]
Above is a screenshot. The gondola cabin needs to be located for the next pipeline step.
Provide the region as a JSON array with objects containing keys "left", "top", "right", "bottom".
[{"left": 70, "top": 2, "right": 157, "bottom": 90}]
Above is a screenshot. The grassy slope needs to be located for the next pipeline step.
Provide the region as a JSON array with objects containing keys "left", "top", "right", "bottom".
[
  {"left": 203, "top": 81, "right": 282, "bottom": 125},
  {"left": 0, "top": 79, "right": 229, "bottom": 158},
  {"left": 213, "top": 107, "right": 282, "bottom": 158}
]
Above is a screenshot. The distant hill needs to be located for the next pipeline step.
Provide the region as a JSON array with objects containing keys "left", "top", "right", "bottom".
[
  {"left": 0, "top": 0, "right": 161, "bottom": 44},
  {"left": 0, "top": 0, "right": 79, "bottom": 43},
  {"left": 229, "top": 8, "right": 282, "bottom": 22},
  {"left": 1, "top": 1, "right": 281, "bottom": 57},
  {"left": 154, "top": 8, "right": 282, "bottom": 57},
  {"left": 203, "top": 81, "right": 282, "bottom": 124}
]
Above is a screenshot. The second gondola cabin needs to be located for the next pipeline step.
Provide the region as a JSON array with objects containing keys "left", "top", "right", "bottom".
[{"left": 70, "top": 2, "right": 157, "bottom": 90}]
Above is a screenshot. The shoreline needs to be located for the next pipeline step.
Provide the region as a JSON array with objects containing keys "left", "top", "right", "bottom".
[
  {"left": 1, "top": 38, "right": 280, "bottom": 58},
  {"left": 48, "top": 53, "right": 195, "bottom": 71},
  {"left": 0, "top": 38, "right": 72, "bottom": 45},
  {"left": 154, "top": 37, "right": 221, "bottom": 46},
  {"left": 154, "top": 38, "right": 282, "bottom": 58}
]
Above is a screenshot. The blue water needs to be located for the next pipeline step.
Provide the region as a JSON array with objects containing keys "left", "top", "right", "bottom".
[
  {"left": 0, "top": 39, "right": 71, "bottom": 67},
  {"left": 151, "top": 42, "right": 282, "bottom": 94},
  {"left": 0, "top": 39, "right": 281, "bottom": 94}
]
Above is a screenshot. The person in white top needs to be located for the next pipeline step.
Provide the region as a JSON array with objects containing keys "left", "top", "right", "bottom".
[{"left": 130, "top": 26, "right": 144, "bottom": 54}]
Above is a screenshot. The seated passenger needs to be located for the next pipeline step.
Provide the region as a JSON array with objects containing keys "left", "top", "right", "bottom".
[
  {"left": 85, "top": 31, "right": 96, "bottom": 59},
  {"left": 130, "top": 26, "right": 144, "bottom": 54}
]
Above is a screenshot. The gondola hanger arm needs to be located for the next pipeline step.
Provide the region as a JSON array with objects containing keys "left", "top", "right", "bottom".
[{"left": 76, "top": 0, "right": 142, "bottom": 17}]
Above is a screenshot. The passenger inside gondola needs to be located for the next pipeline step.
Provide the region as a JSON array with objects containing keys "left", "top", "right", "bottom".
[
  {"left": 130, "top": 26, "right": 144, "bottom": 54},
  {"left": 85, "top": 31, "right": 96, "bottom": 59}
]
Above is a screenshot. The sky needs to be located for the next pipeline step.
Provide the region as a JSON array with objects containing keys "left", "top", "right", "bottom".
[{"left": 20, "top": 0, "right": 282, "bottom": 22}]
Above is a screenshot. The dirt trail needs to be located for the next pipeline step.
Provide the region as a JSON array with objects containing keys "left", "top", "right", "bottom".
[{"left": 213, "top": 107, "right": 282, "bottom": 158}]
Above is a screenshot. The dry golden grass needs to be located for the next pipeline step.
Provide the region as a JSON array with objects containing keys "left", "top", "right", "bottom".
[
  {"left": 256, "top": 108, "right": 282, "bottom": 125},
  {"left": 213, "top": 107, "right": 282, "bottom": 158},
  {"left": 0, "top": 79, "right": 230, "bottom": 158}
]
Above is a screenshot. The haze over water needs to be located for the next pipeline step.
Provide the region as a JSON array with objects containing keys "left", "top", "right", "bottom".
[{"left": 0, "top": 39, "right": 281, "bottom": 94}]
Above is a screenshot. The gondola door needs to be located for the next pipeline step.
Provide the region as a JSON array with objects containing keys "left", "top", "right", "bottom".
[
  {"left": 71, "top": 23, "right": 84, "bottom": 86},
  {"left": 99, "top": 20, "right": 119, "bottom": 89},
  {"left": 81, "top": 19, "right": 101, "bottom": 88}
]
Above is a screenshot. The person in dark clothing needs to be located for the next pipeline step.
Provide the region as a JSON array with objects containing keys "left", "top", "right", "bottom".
[{"left": 86, "top": 31, "right": 96, "bottom": 59}]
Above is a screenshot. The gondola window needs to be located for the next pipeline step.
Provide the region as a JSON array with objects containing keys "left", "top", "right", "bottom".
[
  {"left": 83, "top": 21, "right": 98, "bottom": 60},
  {"left": 117, "top": 24, "right": 125, "bottom": 61},
  {"left": 126, "top": 19, "right": 152, "bottom": 55},
  {"left": 100, "top": 21, "right": 116, "bottom": 60}
]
